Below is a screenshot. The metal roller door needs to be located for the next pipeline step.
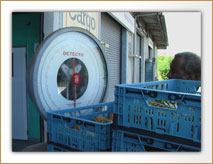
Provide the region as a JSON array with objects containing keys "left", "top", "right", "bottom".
[{"left": 101, "top": 13, "right": 121, "bottom": 102}]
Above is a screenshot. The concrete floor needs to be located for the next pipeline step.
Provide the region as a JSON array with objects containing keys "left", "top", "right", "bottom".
[
  {"left": 12, "top": 139, "right": 164, "bottom": 152},
  {"left": 12, "top": 139, "right": 47, "bottom": 152}
]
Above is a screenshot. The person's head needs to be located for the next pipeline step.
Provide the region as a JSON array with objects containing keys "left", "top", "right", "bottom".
[{"left": 167, "top": 52, "right": 201, "bottom": 81}]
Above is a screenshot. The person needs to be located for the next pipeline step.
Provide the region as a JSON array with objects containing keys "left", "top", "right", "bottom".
[{"left": 167, "top": 52, "right": 201, "bottom": 81}]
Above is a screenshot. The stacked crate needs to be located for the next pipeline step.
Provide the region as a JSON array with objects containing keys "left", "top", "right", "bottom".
[
  {"left": 112, "top": 79, "right": 201, "bottom": 152},
  {"left": 47, "top": 102, "right": 114, "bottom": 152}
]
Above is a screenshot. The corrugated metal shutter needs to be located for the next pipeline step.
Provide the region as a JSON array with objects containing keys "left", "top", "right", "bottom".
[{"left": 101, "top": 13, "right": 121, "bottom": 102}]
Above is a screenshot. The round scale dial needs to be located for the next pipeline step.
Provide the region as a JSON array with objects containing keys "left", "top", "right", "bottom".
[{"left": 28, "top": 28, "right": 108, "bottom": 120}]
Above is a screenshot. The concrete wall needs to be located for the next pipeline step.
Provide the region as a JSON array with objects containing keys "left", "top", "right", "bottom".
[
  {"left": 43, "top": 12, "right": 62, "bottom": 38},
  {"left": 43, "top": 12, "right": 159, "bottom": 84}
]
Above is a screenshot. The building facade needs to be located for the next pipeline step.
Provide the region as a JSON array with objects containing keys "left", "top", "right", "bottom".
[{"left": 12, "top": 12, "right": 168, "bottom": 141}]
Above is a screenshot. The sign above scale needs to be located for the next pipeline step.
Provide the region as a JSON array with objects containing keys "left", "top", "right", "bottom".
[{"left": 28, "top": 27, "right": 108, "bottom": 120}]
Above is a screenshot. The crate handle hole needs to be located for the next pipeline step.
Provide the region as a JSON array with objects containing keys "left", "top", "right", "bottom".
[
  {"left": 177, "top": 122, "right": 180, "bottom": 132},
  {"left": 145, "top": 139, "right": 154, "bottom": 145},
  {"left": 148, "top": 91, "right": 157, "bottom": 98}
]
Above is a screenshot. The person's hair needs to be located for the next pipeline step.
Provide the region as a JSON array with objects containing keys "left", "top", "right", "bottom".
[{"left": 174, "top": 52, "right": 201, "bottom": 80}]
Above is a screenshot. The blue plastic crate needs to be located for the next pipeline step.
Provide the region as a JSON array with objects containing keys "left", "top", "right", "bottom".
[
  {"left": 114, "top": 79, "right": 201, "bottom": 143},
  {"left": 47, "top": 102, "right": 114, "bottom": 152},
  {"left": 112, "top": 129, "right": 200, "bottom": 152}
]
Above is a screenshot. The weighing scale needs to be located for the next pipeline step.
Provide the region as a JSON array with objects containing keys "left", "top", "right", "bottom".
[{"left": 28, "top": 27, "right": 108, "bottom": 120}]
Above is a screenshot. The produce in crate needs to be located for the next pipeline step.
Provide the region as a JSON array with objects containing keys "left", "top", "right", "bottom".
[
  {"left": 109, "top": 113, "right": 114, "bottom": 121},
  {"left": 72, "top": 124, "right": 82, "bottom": 130},
  {"left": 47, "top": 102, "right": 114, "bottom": 151},
  {"left": 148, "top": 100, "right": 177, "bottom": 109},
  {"left": 93, "top": 115, "right": 112, "bottom": 123},
  {"left": 114, "top": 79, "right": 201, "bottom": 149}
]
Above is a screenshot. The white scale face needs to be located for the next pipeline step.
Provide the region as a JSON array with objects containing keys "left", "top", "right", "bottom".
[{"left": 28, "top": 28, "right": 108, "bottom": 120}]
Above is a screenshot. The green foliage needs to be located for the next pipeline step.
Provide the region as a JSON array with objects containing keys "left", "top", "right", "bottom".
[{"left": 157, "top": 56, "right": 174, "bottom": 80}]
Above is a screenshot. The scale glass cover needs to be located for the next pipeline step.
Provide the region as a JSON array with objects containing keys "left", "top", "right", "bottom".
[{"left": 28, "top": 27, "right": 108, "bottom": 120}]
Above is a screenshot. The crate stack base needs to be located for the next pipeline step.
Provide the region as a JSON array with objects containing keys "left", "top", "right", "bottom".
[
  {"left": 112, "top": 127, "right": 200, "bottom": 152},
  {"left": 47, "top": 102, "right": 114, "bottom": 152},
  {"left": 113, "top": 79, "right": 201, "bottom": 152},
  {"left": 47, "top": 143, "right": 80, "bottom": 152}
]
